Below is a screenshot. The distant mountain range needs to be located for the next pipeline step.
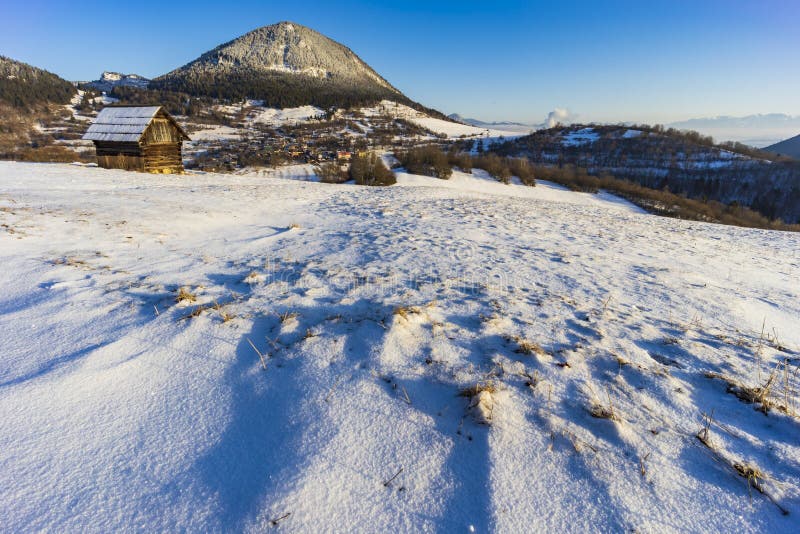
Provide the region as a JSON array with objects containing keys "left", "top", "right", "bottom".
[
  {"left": 448, "top": 113, "right": 530, "bottom": 128},
  {"left": 447, "top": 114, "right": 536, "bottom": 134},
  {"left": 667, "top": 114, "right": 800, "bottom": 147},
  {"left": 447, "top": 112, "right": 800, "bottom": 148}
]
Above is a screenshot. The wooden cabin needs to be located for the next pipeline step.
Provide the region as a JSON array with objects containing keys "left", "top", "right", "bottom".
[{"left": 82, "top": 106, "right": 190, "bottom": 173}]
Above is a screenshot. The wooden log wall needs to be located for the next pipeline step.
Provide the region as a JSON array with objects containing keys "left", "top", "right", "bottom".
[
  {"left": 96, "top": 154, "right": 145, "bottom": 171},
  {"left": 142, "top": 143, "right": 183, "bottom": 173},
  {"left": 143, "top": 118, "right": 183, "bottom": 145},
  {"left": 92, "top": 116, "right": 186, "bottom": 173},
  {"left": 95, "top": 141, "right": 141, "bottom": 156}
]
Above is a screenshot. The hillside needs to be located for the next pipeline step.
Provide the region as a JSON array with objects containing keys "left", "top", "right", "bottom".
[
  {"left": 494, "top": 124, "right": 800, "bottom": 223},
  {"left": 0, "top": 57, "right": 87, "bottom": 164},
  {"left": 0, "top": 56, "right": 75, "bottom": 108},
  {"left": 765, "top": 134, "right": 800, "bottom": 160},
  {"left": 1, "top": 161, "right": 798, "bottom": 531},
  {"left": 152, "top": 22, "right": 411, "bottom": 109}
]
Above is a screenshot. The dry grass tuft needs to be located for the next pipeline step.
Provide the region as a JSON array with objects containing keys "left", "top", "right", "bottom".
[
  {"left": 730, "top": 462, "right": 787, "bottom": 514},
  {"left": 614, "top": 354, "right": 631, "bottom": 368},
  {"left": 279, "top": 311, "right": 299, "bottom": 323},
  {"left": 679, "top": 314, "right": 704, "bottom": 333},
  {"left": 243, "top": 271, "right": 263, "bottom": 285},
  {"left": 590, "top": 403, "right": 619, "bottom": 421},
  {"left": 696, "top": 411, "right": 715, "bottom": 449},
  {"left": 523, "top": 370, "right": 542, "bottom": 390},
  {"left": 459, "top": 381, "right": 497, "bottom": 424},
  {"left": 181, "top": 304, "right": 209, "bottom": 321},
  {"left": 175, "top": 286, "right": 196, "bottom": 303},
  {"left": 695, "top": 412, "right": 788, "bottom": 514},
  {"left": 458, "top": 382, "right": 497, "bottom": 398},
  {"left": 589, "top": 389, "right": 620, "bottom": 421},
  {"left": 53, "top": 257, "right": 91, "bottom": 270},
  {"left": 733, "top": 462, "right": 766, "bottom": 490},
  {"left": 705, "top": 366, "right": 797, "bottom": 417},
  {"left": 212, "top": 301, "right": 235, "bottom": 323},
  {"left": 303, "top": 328, "right": 318, "bottom": 340},
  {"left": 510, "top": 335, "right": 548, "bottom": 357},
  {"left": 640, "top": 452, "right": 651, "bottom": 478},
  {"left": 393, "top": 305, "right": 421, "bottom": 320}
]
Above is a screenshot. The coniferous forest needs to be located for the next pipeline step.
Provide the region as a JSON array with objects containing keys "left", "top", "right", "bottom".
[{"left": 0, "top": 56, "right": 75, "bottom": 108}]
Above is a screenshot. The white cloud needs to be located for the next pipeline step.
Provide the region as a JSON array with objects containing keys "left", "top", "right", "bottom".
[{"left": 543, "top": 108, "right": 577, "bottom": 128}]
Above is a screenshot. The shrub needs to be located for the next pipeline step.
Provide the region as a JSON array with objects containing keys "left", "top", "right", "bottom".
[
  {"left": 396, "top": 145, "right": 452, "bottom": 179},
  {"left": 349, "top": 152, "right": 396, "bottom": 186},
  {"left": 315, "top": 162, "right": 348, "bottom": 183},
  {"left": 508, "top": 157, "right": 535, "bottom": 186},
  {"left": 13, "top": 145, "right": 85, "bottom": 163},
  {"left": 473, "top": 154, "right": 510, "bottom": 183},
  {"left": 448, "top": 150, "right": 473, "bottom": 173}
]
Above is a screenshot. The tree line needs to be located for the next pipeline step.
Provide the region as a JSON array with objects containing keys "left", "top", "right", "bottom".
[
  {"left": 495, "top": 124, "right": 800, "bottom": 223},
  {"left": 150, "top": 71, "right": 404, "bottom": 111},
  {"left": 395, "top": 146, "right": 535, "bottom": 185},
  {"left": 394, "top": 144, "right": 798, "bottom": 231},
  {"left": 316, "top": 153, "right": 396, "bottom": 186}
]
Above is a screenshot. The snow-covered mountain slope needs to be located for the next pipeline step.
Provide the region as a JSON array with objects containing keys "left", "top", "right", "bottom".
[
  {"left": 363, "top": 101, "right": 524, "bottom": 139},
  {"left": 162, "top": 21, "right": 395, "bottom": 90},
  {"left": 1, "top": 162, "right": 798, "bottom": 532},
  {"left": 152, "top": 22, "right": 410, "bottom": 110}
]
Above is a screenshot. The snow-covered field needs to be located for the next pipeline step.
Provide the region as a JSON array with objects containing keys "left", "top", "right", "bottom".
[
  {"left": 1, "top": 162, "right": 799, "bottom": 532},
  {"left": 249, "top": 105, "right": 326, "bottom": 126},
  {"left": 187, "top": 124, "right": 243, "bottom": 142},
  {"left": 172, "top": 100, "right": 523, "bottom": 146}
]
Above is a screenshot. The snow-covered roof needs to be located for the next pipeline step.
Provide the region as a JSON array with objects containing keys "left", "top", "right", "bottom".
[{"left": 82, "top": 106, "right": 189, "bottom": 143}]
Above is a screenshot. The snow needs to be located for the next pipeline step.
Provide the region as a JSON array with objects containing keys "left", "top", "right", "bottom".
[
  {"left": 623, "top": 129, "right": 642, "bottom": 138},
  {"left": 393, "top": 168, "right": 646, "bottom": 213},
  {"left": 250, "top": 105, "right": 325, "bottom": 126},
  {"left": 562, "top": 127, "right": 600, "bottom": 146},
  {"left": 93, "top": 94, "right": 119, "bottom": 105},
  {"left": 362, "top": 100, "right": 524, "bottom": 140},
  {"left": 187, "top": 125, "right": 242, "bottom": 141},
  {"left": 193, "top": 100, "right": 521, "bottom": 141},
  {"left": 68, "top": 91, "right": 93, "bottom": 122},
  {"left": 1, "top": 161, "right": 798, "bottom": 532},
  {"left": 82, "top": 106, "right": 161, "bottom": 142}
]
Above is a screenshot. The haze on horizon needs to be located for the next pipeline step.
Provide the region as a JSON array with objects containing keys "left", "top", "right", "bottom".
[{"left": 1, "top": 0, "right": 799, "bottom": 129}]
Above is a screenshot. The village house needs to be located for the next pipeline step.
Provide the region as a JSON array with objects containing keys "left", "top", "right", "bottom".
[{"left": 82, "top": 106, "right": 190, "bottom": 173}]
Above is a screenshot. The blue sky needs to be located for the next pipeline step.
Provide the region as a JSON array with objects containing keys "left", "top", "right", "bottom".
[{"left": 2, "top": 0, "right": 799, "bottom": 124}]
